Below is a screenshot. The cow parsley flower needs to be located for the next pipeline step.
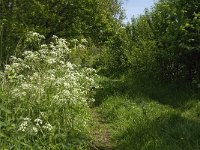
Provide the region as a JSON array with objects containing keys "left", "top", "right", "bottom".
[
  {"left": 42, "top": 123, "right": 53, "bottom": 131},
  {"left": 34, "top": 118, "right": 43, "bottom": 126},
  {"left": 3, "top": 32, "right": 99, "bottom": 140}
]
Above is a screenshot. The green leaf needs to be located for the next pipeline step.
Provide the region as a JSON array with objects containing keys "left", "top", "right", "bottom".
[{"left": 0, "top": 106, "right": 12, "bottom": 114}]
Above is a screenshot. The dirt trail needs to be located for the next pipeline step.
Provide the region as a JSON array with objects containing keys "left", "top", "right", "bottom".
[{"left": 90, "top": 108, "right": 114, "bottom": 150}]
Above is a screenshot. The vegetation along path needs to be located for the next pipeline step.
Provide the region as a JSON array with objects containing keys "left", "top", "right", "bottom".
[
  {"left": 90, "top": 76, "right": 200, "bottom": 150},
  {"left": 0, "top": 0, "right": 199, "bottom": 149}
]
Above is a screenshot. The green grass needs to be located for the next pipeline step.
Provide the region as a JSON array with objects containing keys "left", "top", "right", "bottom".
[{"left": 93, "top": 74, "right": 200, "bottom": 150}]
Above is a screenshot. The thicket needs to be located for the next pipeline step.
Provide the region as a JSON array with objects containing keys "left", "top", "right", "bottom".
[
  {"left": 0, "top": 0, "right": 125, "bottom": 70},
  {"left": 126, "top": 0, "right": 200, "bottom": 84}
]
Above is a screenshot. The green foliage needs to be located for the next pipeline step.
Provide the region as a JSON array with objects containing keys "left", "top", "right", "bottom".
[
  {"left": 97, "top": 26, "right": 130, "bottom": 76},
  {"left": 126, "top": 0, "right": 200, "bottom": 83},
  {"left": 125, "top": 15, "right": 157, "bottom": 75},
  {"left": 0, "top": 0, "right": 124, "bottom": 67},
  {"left": 149, "top": 0, "right": 200, "bottom": 81},
  {"left": 0, "top": 32, "right": 99, "bottom": 149}
]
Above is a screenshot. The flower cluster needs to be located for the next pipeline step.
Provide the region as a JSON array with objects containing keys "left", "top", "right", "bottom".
[
  {"left": 18, "top": 116, "right": 53, "bottom": 135},
  {"left": 2, "top": 32, "right": 99, "bottom": 139},
  {"left": 25, "top": 31, "right": 45, "bottom": 44},
  {"left": 70, "top": 38, "right": 88, "bottom": 50},
  {"left": 5, "top": 36, "right": 98, "bottom": 105}
]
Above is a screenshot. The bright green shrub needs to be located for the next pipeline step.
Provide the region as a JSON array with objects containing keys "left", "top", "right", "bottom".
[{"left": 126, "top": 0, "right": 200, "bottom": 83}]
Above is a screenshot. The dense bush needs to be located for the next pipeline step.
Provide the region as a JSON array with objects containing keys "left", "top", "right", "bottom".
[
  {"left": 0, "top": 32, "right": 99, "bottom": 149},
  {"left": 0, "top": 0, "right": 124, "bottom": 67},
  {"left": 126, "top": 0, "right": 200, "bottom": 83}
]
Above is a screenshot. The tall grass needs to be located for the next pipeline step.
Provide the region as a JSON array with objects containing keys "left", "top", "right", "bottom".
[{"left": 95, "top": 74, "right": 200, "bottom": 150}]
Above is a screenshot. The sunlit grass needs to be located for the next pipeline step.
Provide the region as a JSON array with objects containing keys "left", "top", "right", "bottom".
[{"left": 95, "top": 75, "right": 200, "bottom": 150}]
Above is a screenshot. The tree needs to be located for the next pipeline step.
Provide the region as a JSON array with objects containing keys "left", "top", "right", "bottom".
[
  {"left": 150, "top": 0, "right": 200, "bottom": 82},
  {"left": 126, "top": 0, "right": 200, "bottom": 83},
  {"left": 0, "top": 0, "right": 124, "bottom": 67}
]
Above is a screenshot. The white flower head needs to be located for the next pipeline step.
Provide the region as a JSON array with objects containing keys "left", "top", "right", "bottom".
[
  {"left": 42, "top": 123, "right": 53, "bottom": 131},
  {"left": 32, "top": 126, "right": 38, "bottom": 134},
  {"left": 34, "top": 118, "right": 43, "bottom": 126},
  {"left": 81, "top": 38, "right": 87, "bottom": 43}
]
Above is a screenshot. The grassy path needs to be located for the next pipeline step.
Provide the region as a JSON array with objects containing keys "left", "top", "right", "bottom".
[
  {"left": 90, "top": 108, "right": 114, "bottom": 150},
  {"left": 90, "top": 77, "right": 200, "bottom": 150}
]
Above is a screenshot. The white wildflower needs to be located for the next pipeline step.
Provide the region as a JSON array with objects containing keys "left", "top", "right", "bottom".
[
  {"left": 63, "top": 82, "right": 70, "bottom": 88},
  {"left": 3, "top": 32, "right": 99, "bottom": 138},
  {"left": 32, "top": 126, "right": 38, "bottom": 134},
  {"left": 18, "top": 117, "right": 31, "bottom": 132},
  {"left": 53, "top": 95, "right": 59, "bottom": 101},
  {"left": 46, "top": 58, "right": 56, "bottom": 64},
  {"left": 25, "top": 31, "right": 45, "bottom": 43},
  {"left": 42, "top": 123, "right": 53, "bottom": 131},
  {"left": 34, "top": 118, "right": 43, "bottom": 126},
  {"left": 78, "top": 44, "right": 86, "bottom": 49},
  {"left": 21, "top": 83, "right": 31, "bottom": 90},
  {"left": 18, "top": 121, "right": 28, "bottom": 132},
  {"left": 24, "top": 117, "right": 31, "bottom": 121},
  {"left": 12, "top": 63, "right": 20, "bottom": 68},
  {"left": 81, "top": 38, "right": 87, "bottom": 43},
  {"left": 40, "top": 112, "right": 46, "bottom": 117}
]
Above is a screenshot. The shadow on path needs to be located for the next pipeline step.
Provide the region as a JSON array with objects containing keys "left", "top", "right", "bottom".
[{"left": 94, "top": 75, "right": 200, "bottom": 109}]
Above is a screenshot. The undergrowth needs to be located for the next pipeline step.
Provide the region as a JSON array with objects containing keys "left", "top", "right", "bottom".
[
  {"left": 95, "top": 73, "right": 200, "bottom": 150},
  {"left": 1, "top": 32, "right": 200, "bottom": 150},
  {"left": 0, "top": 32, "right": 99, "bottom": 149}
]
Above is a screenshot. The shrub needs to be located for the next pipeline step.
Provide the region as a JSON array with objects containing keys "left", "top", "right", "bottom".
[{"left": 0, "top": 32, "right": 99, "bottom": 149}]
